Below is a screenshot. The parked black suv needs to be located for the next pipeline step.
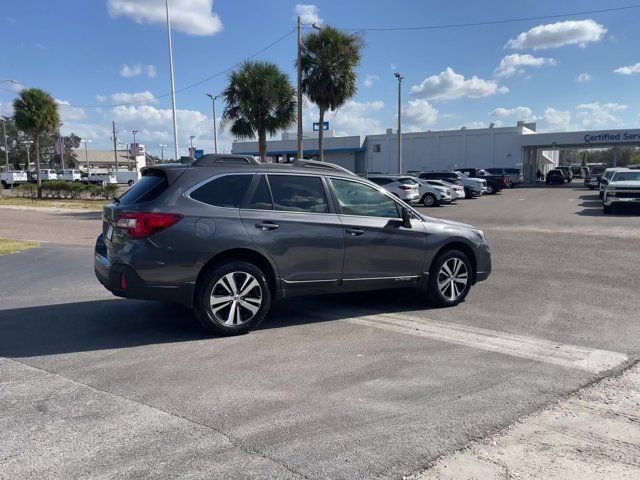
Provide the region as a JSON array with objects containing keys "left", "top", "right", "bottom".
[{"left": 95, "top": 156, "right": 491, "bottom": 335}]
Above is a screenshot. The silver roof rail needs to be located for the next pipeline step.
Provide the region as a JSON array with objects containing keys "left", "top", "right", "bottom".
[
  {"left": 290, "top": 159, "right": 353, "bottom": 174},
  {"left": 192, "top": 154, "right": 259, "bottom": 166}
]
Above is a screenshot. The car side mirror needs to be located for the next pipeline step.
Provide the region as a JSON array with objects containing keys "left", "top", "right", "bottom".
[{"left": 401, "top": 207, "right": 412, "bottom": 228}]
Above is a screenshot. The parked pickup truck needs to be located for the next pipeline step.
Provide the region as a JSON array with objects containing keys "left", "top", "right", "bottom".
[
  {"left": 1, "top": 170, "right": 28, "bottom": 188},
  {"left": 81, "top": 172, "right": 117, "bottom": 187},
  {"left": 456, "top": 168, "right": 508, "bottom": 194},
  {"left": 603, "top": 169, "right": 640, "bottom": 214}
]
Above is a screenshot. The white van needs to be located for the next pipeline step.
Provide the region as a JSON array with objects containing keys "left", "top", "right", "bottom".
[
  {"left": 32, "top": 169, "right": 57, "bottom": 180},
  {"left": 1, "top": 171, "right": 28, "bottom": 188},
  {"left": 115, "top": 170, "right": 141, "bottom": 186},
  {"left": 58, "top": 169, "right": 82, "bottom": 181}
]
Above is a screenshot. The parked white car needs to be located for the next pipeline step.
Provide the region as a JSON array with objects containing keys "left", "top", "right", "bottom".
[
  {"left": 367, "top": 175, "right": 422, "bottom": 204},
  {"left": 57, "top": 169, "right": 82, "bottom": 181},
  {"left": 421, "top": 178, "right": 465, "bottom": 201},
  {"left": 1, "top": 170, "right": 28, "bottom": 188},
  {"left": 408, "top": 176, "right": 452, "bottom": 206},
  {"left": 115, "top": 170, "right": 141, "bottom": 186},
  {"left": 603, "top": 169, "right": 640, "bottom": 214}
]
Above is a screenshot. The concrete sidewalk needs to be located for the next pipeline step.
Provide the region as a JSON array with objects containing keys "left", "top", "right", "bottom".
[{"left": 412, "top": 362, "right": 640, "bottom": 480}]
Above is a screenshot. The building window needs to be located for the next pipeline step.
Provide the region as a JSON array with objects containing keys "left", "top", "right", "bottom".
[{"left": 373, "top": 144, "right": 381, "bottom": 153}]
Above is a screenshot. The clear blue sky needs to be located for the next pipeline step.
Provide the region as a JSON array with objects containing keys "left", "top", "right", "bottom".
[{"left": 2, "top": 0, "right": 640, "bottom": 157}]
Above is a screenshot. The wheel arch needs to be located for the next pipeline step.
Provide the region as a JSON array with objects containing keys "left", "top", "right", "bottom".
[
  {"left": 431, "top": 240, "right": 478, "bottom": 284},
  {"left": 194, "top": 247, "right": 279, "bottom": 303}
]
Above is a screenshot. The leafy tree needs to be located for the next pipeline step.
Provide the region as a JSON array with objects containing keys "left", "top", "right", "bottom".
[
  {"left": 300, "top": 26, "right": 363, "bottom": 162},
  {"left": 13, "top": 88, "right": 60, "bottom": 197},
  {"left": 222, "top": 61, "right": 296, "bottom": 162}
]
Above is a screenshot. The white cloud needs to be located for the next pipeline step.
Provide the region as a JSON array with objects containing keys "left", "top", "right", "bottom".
[
  {"left": 54, "top": 99, "right": 87, "bottom": 122},
  {"left": 493, "top": 54, "right": 556, "bottom": 78},
  {"left": 390, "top": 64, "right": 397, "bottom": 71},
  {"left": 107, "top": 0, "right": 223, "bottom": 36},
  {"left": 614, "top": 63, "right": 640, "bottom": 75},
  {"left": 490, "top": 106, "right": 537, "bottom": 122},
  {"left": 294, "top": 4, "right": 323, "bottom": 25},
  {"left": 304, "top": 100, "right": 384, "bottom": 136},
  {"left": 539, "top": 107, "right": 572, "bottom": 131},
  {"left": 505, "top": 19, "right": 606, "bottom": 50},
  {"left": 576, "top": 102, "right": 627, "bottom": 129},
  {"left": 363, "top": 74, "right": 379, "bottom": 88},
  {"left": 119, "top": 63, "right": 156, "bottom": 78},
  {"left": 403, "top": 99, "right": 438, "bottom": 132},
  {"left": 410, "top": 67, "right": 508, "bottom": 101},
  {"left": 576, "top": 73, "right": 592, "bottom": 82},
  {"left": 97, "top": 91, "right": 159, "bottom": 105}
]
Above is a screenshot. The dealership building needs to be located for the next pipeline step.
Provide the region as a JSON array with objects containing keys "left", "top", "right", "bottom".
[{"left": 232, "top": 122, "right": 640, "bottom": 182}]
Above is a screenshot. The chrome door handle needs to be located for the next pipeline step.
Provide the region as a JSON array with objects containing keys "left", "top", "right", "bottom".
[
  {"left": 255, "top": 221, "right": 280, "bottom": 231},
  {"left": 345, "top": 227, "right": 365, "bottom": 236}
]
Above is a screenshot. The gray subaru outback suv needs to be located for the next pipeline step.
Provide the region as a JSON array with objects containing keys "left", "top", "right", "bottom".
[{"left": 95, "top": 155, "right": 491, "bottom": 335}]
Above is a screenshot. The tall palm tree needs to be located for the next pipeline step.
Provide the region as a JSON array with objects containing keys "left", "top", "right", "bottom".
[
  {"left": 300, "top": 26, "right": 363, "bottom": 162},
  {"left": 222, "top": 61, "right": 296, "bottom": 162},
  {"left": 13, "top": 88, "right": 60, "bottom": 197}
]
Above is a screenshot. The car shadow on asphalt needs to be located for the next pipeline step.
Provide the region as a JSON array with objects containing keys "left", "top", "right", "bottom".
[
  {"left": 0, "top": 290, "right": 433, "bottom": 358},
  {"left": 575, "top": 192, "right": 640, "bottom": 217},
  {"left": 58, "top": 211, "right": 102, "bottom": 221}
]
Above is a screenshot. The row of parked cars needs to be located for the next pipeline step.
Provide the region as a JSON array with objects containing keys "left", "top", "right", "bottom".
[
  {"left": 586, "top": 165, "right": 640, "bottom": 214},
  {"left": 0, "top": 169, "right": 140, "bottom": 188},
  {"left": 363, "top": 168, "right": 523, "bottom": 208}
]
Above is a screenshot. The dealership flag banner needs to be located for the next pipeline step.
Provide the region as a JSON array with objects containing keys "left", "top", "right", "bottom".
[{"left": 55, "top": 137, "right": 64, "bottom": 155}]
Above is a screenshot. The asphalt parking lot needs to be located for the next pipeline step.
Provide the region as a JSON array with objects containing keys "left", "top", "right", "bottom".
[{"left": 1, "top": 184, "right": 639, "bottom": 479}]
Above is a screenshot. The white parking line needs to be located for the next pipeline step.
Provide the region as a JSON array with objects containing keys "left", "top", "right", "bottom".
[{"left": 293, "top": 308, "right": 628, "bottom": 374}]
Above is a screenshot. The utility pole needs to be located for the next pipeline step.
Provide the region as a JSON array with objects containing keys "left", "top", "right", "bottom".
[
  {"left": 165, "top": 0, "right": 179, "bottom": 161},
  {"left": 112, "top": 121, "right": 119, "bottom": 171},
  {"left": 394, "top": 72, "right": 404, "bottom": 174},
  {"left": 158, "top": 144, "right": 166, "bottom": 162},
  {"left": 58, "top": 124, "right": 65, "bottom": 170},
  {"left": 2, "top": 118, "right": 9, "bottom": 173},
  {"left": 206, "top": 93, "right": 220, "bottom": 154},
  {"left": 131, "top": 130, "right": 138, "bottom": 170},
  {"left": 82, "top": 139, "right": 91, "bottom": 171},
  {"left": 297, "top": 15, "right": 303, "bottom": 160}
]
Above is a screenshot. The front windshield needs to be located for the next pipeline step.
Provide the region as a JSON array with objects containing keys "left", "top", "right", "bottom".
[{"left": 612, "top": 171, "right": 640, "bottom": 182}]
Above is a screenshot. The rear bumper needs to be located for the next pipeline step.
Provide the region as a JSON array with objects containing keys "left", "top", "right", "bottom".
[{"left": 94, "top": 235, "right": 194, "bottom": 307}]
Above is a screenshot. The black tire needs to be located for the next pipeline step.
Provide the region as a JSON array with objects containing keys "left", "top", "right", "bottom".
[
  {"left": 127, "top": 180, "right": 134, "bottom": 187},
  {"left": 194, "top": 260, "right": 271, "bottom": 335},
  {"left": 588, "top": 186, "right": 595, "bottom": 190},
  {"left": 603, "top": 204, "right": 612, "bottom": 214},
  {"left": 427, "top": 249, "right": 473, "bottom": 307},
  {"left": 421, "top": 193, "right": 437, "bottom": 207},
  {"left": 486, "top": 184, "right": 495, "bottom": 194},
  {"left": 464, "top": 187, "right": 472, "bottom": 199},
  {"left": 598, "top": 191, "right": 603, "bottom": 199}
]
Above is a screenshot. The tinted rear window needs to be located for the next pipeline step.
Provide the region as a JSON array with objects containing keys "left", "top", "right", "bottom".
[
  {"left": 118, "top": 173, "right": 168, "bottom": 205},
  {"left": 268, "top": 175, "right": 329, "bottom": 213},
  {"left": 505, "top": 168, "right": 520, "bottom": 174},
  {"left": 190, "top": 174, "right": 253, "bottom": 208}
]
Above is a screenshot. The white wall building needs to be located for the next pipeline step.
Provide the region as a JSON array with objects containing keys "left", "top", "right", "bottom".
[{"left": 232, "top": 122, "right": 640, "bottom": 182}]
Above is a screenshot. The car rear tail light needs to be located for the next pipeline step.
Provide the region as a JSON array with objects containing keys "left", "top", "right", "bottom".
[
  {"left": 399, "top": 185, "right": 413, "bottom": 190},
  {"left": 116, "top": 212, "right": 183, "bottom": 239},
  {"left": 502, "top": 175, "right": 508, "bottom": 187}
]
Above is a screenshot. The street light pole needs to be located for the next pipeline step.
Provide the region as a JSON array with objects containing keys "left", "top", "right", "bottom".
[
  {"left": 57, "top": 123, "right": 65, "bottom": 170},
  {"left": 165, "top": 0, "right": 179, "bottom": 161},
  {"left": 158, "top": 144, "right": 166, "bottom": 162},
  {"left": 206, "top": 93, "right": 220, "bottom": 154},
  {"left": 2, "top": 118, "right": 9, "bottom": 173},
  {"left": 82, "top": 139, "right": 92, "bottom": 171},
  {"left": 394, "top": 72, "right": 404, "bottom": 174},
  {"left": 297, "top": 15, "right": 303, "bottom": 160},
  {"left": 131, "top": 129, "right": 138, "bottom": 170}
]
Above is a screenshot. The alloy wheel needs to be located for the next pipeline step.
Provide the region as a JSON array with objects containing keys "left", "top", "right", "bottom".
[
  {"left": 437, "top": 258, "right": 468, "bottom": 301},
  {"left": 210, "top": 271, "right": 262, "bottom": 325}
]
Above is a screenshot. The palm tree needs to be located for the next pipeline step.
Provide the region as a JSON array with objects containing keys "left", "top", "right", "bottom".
[
  {"left": 222, "top": 61, "right": 296, "bottom": 162},
  {"left": 300, "top": 26, "right": 363, "bottom": 162},
  {"left": 13, "top": 88, "right": 60, "bottom": 197}
]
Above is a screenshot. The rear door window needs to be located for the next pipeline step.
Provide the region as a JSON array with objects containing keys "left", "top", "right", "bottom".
[
  {"left": 246, "top": 175, "right": 273, "bottom": 210},
  {"left": 267, "top": 175, "right": 329, "bottom": 213},
  {"left": 190, "top": 174, "right": 253, "bottom": 208},
  {"left": 118, "top": 172, "right": 169, "bottom": 205}
]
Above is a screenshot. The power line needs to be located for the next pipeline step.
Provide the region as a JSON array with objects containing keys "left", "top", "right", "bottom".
[
  {"left": 327, "top": 4, "right": 640, "bottom": 32},
  {"left": 67, "top": 27, "right": 296, "bottom": 109}
]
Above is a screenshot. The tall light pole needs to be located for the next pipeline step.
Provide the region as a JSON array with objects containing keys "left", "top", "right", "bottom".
[
  {"left": 394, "top": 72, "right": 404, "bottom": 174},
  {"left": 111, "top": 121, "right": 119, "bottom": 172},
  {"left": 131, "top": 129, "right": 139, "bottom": 170},
  {"left": 57, "top": 123, "right": 65, "bottom": 170},
  {"left": 82, "top": 139, "right": 92, "bottom": 171},
  {"left": 165, "top": 0, "right": 179, "bottom": 161},
  {"left": 2, "top": 117, "right": 9, "bottom": 173},
  {"left": 189, "top": 135, "right": 195, "bottom": 159},
  {"left": 158, "top": 144, "right": 167, "bottom": 162},
  {"left": 297, "top": 16, "right": 303, "bottom": 160},
  {"left": 206, "top": 93, "right": 220, "bottom": 154}
]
